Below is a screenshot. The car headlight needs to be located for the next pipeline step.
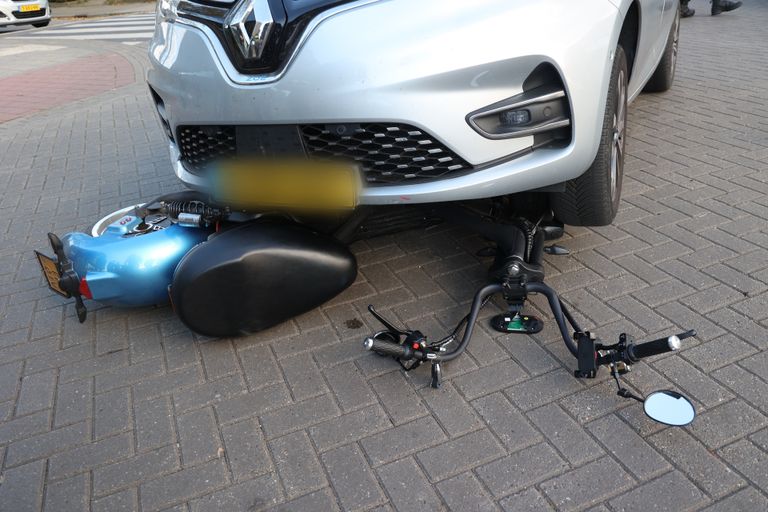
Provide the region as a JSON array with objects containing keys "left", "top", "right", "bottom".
[{"left": 157, "top": 0, "right": 180, "bottom": 21}]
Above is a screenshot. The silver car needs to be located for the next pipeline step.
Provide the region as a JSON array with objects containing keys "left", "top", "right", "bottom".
[
  {"left": 0, "top": 0, "right": 50, "bottom": 27},
  {"left": 148, "top": 0, "right": 680, "bottom": 226}
]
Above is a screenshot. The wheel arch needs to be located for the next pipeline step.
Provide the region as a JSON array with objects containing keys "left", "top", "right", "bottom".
[{"left": 618, "top": 1, "right": 641, "bottom": 83}]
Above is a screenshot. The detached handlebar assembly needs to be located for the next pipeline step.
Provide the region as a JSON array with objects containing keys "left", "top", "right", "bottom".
[{"left": 362, "top": 205, "right": 697, "bottom": 405}]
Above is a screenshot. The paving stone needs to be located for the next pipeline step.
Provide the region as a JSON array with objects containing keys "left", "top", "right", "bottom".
[
  {"left": 476, "top": 443, "right": 567, "bottom": 497},
  {"left": 92, "top": 489, "right": 137, "bottom": 512},
  {"left": 541, "top": 457, "right": 634, "bottom": 512},
  {"left": 652, "top": 356, "right": 732, "bottom": 408},
  {"left": 94, "top": 357, "right": 164, "bottom": 394},
  {"left": 712, "top": 364, "right": 768, "bottom": 414},
  {"left": 0, "top": 460, "right": 45, "bottom": 512},
  {"left": 190, "top": 474, "right": 282, "bottom": 512},
  {"left": 48, "top": 432, "right": 133, "bottom": 480},
  {"left": 132, "top": 367, "right": 202, "bottom": 402},
  {"left": 0, "top": 409, "right": 49, "bottom": 444},
  {"left": 93, "top": 445, "right": 179, "bottom": 496},
  {"left": 437, "top": 472, "right": 498, "bottom": 512},
  {"left": 309, "top": 404, "right": 391, "bottom": 452},
  {"left": 648, "top": 428, "right": 744, "bottom": 499},
  {"left": 451, "top": 359, "right": 528, "bottom": 401},
  {"left": 499, "top": 487, "right": 553, "bottom": 512},
  {"left": 718, "top": 439, "right": 768, "bottom": 490},
  {"left": 586, "top": 414, "right": 669, "bottom": 480},
  {"left": 688, "top": 400, "right": 767, "bottom": 450},
  {"left": 279, "top": 352, "right": 327, "bottom": 401},
  {"left": 505, "top": 369, "right": 585, "bottom": 411},
  {"left": 708, "top": 307, "right": 768, "bottom": 349},
  {"left": 94, "top": 387, "right": 131, "bottom": 439},
  {"left": 135, "top": 396, "right": 176, "bottom": 453},
  {"left": 361, "top": 416, "right": 446, "bottom": 466},
  {"left": 172, "top": 374, "right": 246, "bottom": 414},
  {"left": 377, "top": 457, "right": 442, "bottom": 512},
  {"left": 259, "top": 394, "right": 339, "bottom": 439},
  {"left": 214, "top": 383, "right": 290, "bottom": 425},
  {"left": 270, "top": 487, "right": 339, "bottom": 512},
  {"left": 5, "top": 420, "right": 89, "bottom": 468},
  {"left": 527, "top": 403, "right": 603, "bottom": 466},
  {"left": 419, "top": 381, "right": 482, "bottom": 437},
  {"left": 43, "top": 473, "right": 88, "bottom": 512},
  {"left": 472, "top": 393, "right": 540, "bottom": 452},
  {"left": 369, "top": 370, "right": 425, "bottom": 425},
  {"left": 221, "top": 418, "right": 272, "bottom": 481},
  {"left": 321, "top": 444, "right": 385, "bottom": 510},
  {"left": 322, "top": 360, "right": 376, "bottom": 412},
  {"left": 269, "top": 431, "right": 326, "bottom": 499},
  {"left": 499, "top": 334, "right": 560, "bottom": 376},
  {"left": 53, "top": 378, "right": 92, "bottom": 428},
  {"left": 417, "top": 429, "right": 503, "bottom": 482},
  {"left": 237, "top": 345, "right": 283, "bottom": 390},
  {"left": 198, "top": 340, "right": 239, "bottom": 380},
  {"left": 679, "top": 284, "right": 744, "bottom": 315},
  {"left": 609, "top": 471, "right": 709, "bottom": 512},
  {"left": 700, "top": 487, "right": 768, "bottom": 512},
  {"left": 140, "top": 459, "right": 229, "bottom": 512},
  {"left": 15, "top": 369, "right": 56, "bottom": 416},
  {"left": 0, "top": 360, "right": 21, "bottom": 403},
  {"left": 558, "top": 380, "right": 630, "bottom": 423},
  {"left": 177, "top": 407, "right": 221, "bottom": 466},
  {"left": 681, "top": 334, "right": 757, "bottom": 372}
]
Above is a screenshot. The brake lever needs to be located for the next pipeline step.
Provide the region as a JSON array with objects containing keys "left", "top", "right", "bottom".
[{"left": 367, "top": 305, "right": 409, "bottom": 336}]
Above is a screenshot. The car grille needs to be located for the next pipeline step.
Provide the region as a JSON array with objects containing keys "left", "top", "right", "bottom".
[
  {"left": 13, "top": 8, "right": 46, "bottom": 18},
  {"left": 177, "top": 124, "right": 472, "bottom": 185},
  {"left": 301, "top": 124, "right": 471, "bottom": 184},
  {"left": 177, "top": 126, "right": 237, "bottom": 175}
]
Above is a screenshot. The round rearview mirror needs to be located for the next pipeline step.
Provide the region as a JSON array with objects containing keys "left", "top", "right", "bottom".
[{"left": 644, "top": 390, "right": 695, "bottom": 426}]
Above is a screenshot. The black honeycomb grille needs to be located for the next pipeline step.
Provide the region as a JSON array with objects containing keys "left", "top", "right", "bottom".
[
  {"left": 301, "top": 123, "right": 471, "bottom": 184},
  {"left": 176, "top": 123, "right": 472, "bottom": 184},
  {"left": 177, "top": 126, "right": 236, "bottom": 174}
]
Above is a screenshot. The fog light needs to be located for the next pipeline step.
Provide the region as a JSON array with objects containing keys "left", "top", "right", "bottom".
[{"left": 500, "top": 109, "right": 531, "bottom": 127}]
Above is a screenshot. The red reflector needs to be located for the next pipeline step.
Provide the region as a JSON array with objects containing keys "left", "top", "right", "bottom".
[
  {"left": 78, "top": 277, "right": 92, "bottom": 299},
  {"left": 412, "top": 343, "right": 420, "bottom": 350}
]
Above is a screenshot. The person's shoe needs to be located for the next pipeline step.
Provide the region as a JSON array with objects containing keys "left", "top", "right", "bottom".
[
  {"left": 681, "top": 5, "right": 695, "bottom": 17},
  {"left": 712, "top": 0, "right": 742, "bottom": 15}
]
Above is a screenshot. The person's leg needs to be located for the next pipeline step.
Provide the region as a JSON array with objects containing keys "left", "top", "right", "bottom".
[
  {"left": 712, "top": 0, "right": 742, "bottom": 15},
  {"left": 681, "top": 0, "right": 695, "bottom": 17}
]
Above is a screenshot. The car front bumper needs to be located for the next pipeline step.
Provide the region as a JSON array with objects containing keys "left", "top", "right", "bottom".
[
  {"left": 148, "top": 0, "right": 620, "bottom": 205},
  {"left": 0, "top": 0, "right": 49, "bottom": 26}
]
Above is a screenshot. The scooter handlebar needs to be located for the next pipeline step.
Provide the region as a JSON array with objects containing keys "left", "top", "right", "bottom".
[
  {"left": 363, "top": 337, "right": 410, "bottom": 359},
  {"left": 627, "top": 329, "right": 696, "bottom": 361}
]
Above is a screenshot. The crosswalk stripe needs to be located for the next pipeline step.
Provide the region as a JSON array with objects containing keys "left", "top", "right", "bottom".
[{"left": 8, "top": 14, "right": 156, "bottom": 45}]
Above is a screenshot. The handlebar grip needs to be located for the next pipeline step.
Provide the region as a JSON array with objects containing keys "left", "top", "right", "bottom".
[
  {"left": 363, "top": 337, "right": 407, "bottom": 358},
  {"left": 628, "top": 330, "right": 696, "bottom": 361}
]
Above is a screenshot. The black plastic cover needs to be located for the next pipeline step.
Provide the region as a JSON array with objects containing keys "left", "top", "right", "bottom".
[{"left": 170, "top": 221, "right": 357, "bottom": 337}]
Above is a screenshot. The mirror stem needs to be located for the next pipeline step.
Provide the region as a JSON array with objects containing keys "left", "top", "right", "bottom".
[{"left": 617, "top": 388, "right": 644, "bottom": 403}]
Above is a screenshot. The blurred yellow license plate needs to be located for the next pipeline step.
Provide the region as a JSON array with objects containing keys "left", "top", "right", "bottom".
[
  {"left": 34, "top": 251, "right": 67, "bottom": 297},
  {"left": 20, "top": 4, "right": 40, "bottom": 11},
  {"left": 214, "top": 160, "right": 359, "bottom": 210}
]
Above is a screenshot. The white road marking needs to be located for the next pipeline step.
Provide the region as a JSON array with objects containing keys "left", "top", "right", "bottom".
[
  {"left": 9, "top": 14, "right": 156, "bottom": 44},
  {"left": 0, "top": 43, "right": 64, "bottom": 57}
]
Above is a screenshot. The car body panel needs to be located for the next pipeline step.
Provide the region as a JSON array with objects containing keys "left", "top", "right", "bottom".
[
  {"left": 0, "top": 0, "right": 50, "bottom": 26},
  {"left": 148, "top": 0, "right": 677, "bottom": 205}
]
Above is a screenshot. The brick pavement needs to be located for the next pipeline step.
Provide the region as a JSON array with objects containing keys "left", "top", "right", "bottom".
[{"left": 0, "top": 2, "right": 767, "bottom": 510}]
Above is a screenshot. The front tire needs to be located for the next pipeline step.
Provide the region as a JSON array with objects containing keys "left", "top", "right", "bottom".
[
  {"left": 551, "top": 45, "right": 628, "bottom": 227},
  {"left": 644, "top": 7, "right": 680, "bottom": 93}
]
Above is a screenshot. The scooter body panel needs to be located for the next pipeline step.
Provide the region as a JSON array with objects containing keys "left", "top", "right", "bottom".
[{"left": 62, "top": 215, "right": 210, "bottom": 307}]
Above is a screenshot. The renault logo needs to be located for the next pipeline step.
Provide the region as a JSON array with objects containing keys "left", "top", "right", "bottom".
[{"left": 225, "top": 0, "right": 275, "bottom": 60}]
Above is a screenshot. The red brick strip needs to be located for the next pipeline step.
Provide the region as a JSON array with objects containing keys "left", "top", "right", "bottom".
[{"left": 0, "top": 52, "right": 135, "bottom": 123}]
